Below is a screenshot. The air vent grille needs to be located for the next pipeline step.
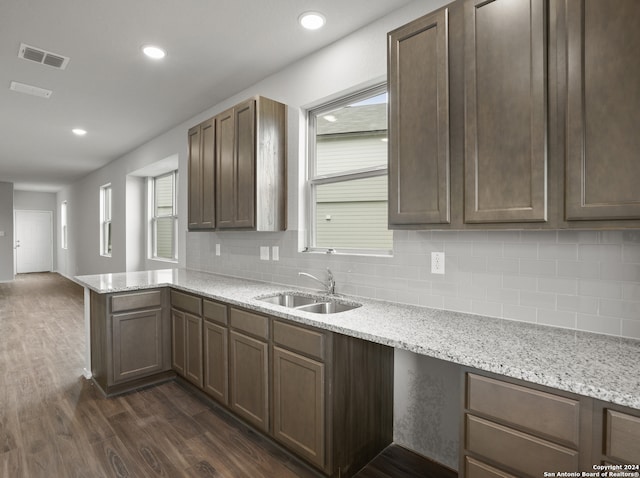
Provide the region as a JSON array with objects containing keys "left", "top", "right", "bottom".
[{"left": 18, "top": 43, "right": 70, "bottom": 70}]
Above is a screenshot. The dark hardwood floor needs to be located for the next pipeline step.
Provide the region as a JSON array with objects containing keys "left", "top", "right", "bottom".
[{"left": 0, "top": 273, "right": 457, "bottom": 478}]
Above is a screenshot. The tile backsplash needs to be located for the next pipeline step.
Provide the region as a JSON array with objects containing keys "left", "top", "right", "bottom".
[{"left": 186, "top": 229, "right": 640, "bottom": 339}]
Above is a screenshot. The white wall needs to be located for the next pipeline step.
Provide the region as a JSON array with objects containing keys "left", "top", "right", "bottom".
[
  {"left": 0, "top": 182, "right": 14, "bottom": 281},
  {"left": 13, "top": 190, "right": 57, "bottom": 270}
]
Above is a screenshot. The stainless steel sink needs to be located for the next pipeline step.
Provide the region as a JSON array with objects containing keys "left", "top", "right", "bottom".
[{"left": 257, "top": 292, "right": 361, "bottom": 314}]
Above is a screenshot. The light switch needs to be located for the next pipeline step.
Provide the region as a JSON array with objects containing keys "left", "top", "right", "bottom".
[
  {"left": 260, "top": 246, "right": 270, "bottom": 261},
  {"left": 0, "top": 231, "right": 4, "bottom": 237},
  {"left": 272, "top": 246, "right": 279, "bottom": 261},
  {"left": 215, "top": 244, "right": 221, "bottom": 256}
]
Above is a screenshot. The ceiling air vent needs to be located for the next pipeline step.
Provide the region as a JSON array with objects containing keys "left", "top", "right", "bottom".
[{"left": 18, "top": 43, "right": 70, "bottom": 70}]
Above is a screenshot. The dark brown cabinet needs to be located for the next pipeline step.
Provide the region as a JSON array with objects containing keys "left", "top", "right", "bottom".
[
  {"left": 170, "top": 290, "right": 203, "bottom": 388},
  {"left": 592, "top": 401, "right": 640, "bottom": 466},
  {"left": 461, "top": 372, "right": 593, "bottom": 477},
  {"left": 463, "top": 0, "right": 547, "bottom": 224},
  {"left": 188, "top": 119, "right": 215, "bottom": 229},
  {"left": 390, "top": 0, "right": 640, "bottom": 230},
  {"left": 229, "top": 307, "right": 270, "bottom": 432},
  {"left": 203, "top": 299, "right": 229, "bottom": 405},
  {"left": 215, "top": 96, "right": 287, "bottom": 231},
  {"left": 388, "top": 7, "right": 451, "bottom": 226},
  {"left": 272, "top": 320, "right": 326, "bottom": 468},
  {"left": 563, "top": 0, "right": 640, "bottom": 222},
  {"left": 90, "top": 289, "right": 172, "bottom": 396}
]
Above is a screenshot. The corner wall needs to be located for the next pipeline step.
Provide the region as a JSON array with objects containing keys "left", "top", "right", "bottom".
[{"left": 0, "top": 182, "right": 14, "bottom": 281}]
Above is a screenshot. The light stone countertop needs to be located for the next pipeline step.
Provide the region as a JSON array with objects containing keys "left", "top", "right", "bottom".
[{"left": 75, "top": 268, "right": 640, "bottom": 410}]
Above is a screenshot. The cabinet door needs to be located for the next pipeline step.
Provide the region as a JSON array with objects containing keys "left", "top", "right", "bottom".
[
  {"left": 273, "top": 347, "right": 325, "bottom": 468},
  {"left": 200, "top": 119, "right": 215, "bottom": 228},
  {"left": 185, "top": 313, "right": 203, "bottom": 388},
  {"left": 233, "top": 99, "right": 256, "bottom": 228},
  {"left": 565, "top": 0, "right": 640, "bottom": 220},
  {"left": 204, "top": 320, "right": 228, "bottom": 404},
  {"left": 388, "top": 8, "right": 450, "bottom": 226},
  {"left": 229, "top": 330, "right": 268, "bottom": 431},
  {"left": 112, "top": 308, "right": 163, "bottom": 383},
  {"left": 215, "top": 107, "right": 235, "bottom": 228},
  {"left": 187, "top": 125, "right": 202, "bottom": 229},
  {"left": 171, "top": 309, "right": 186, "bottom": 376},
  {"left": 464, "top": 0, "right": 547, "bottom": 223}
]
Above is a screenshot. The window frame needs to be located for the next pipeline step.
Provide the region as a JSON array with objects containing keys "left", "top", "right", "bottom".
[
  {"left": 100, "top": 184, "right": 112, "bottom": 257},
  {"left": 149, "top": 170, "right": 178, "bottom": 262},
  {"left": 305, "top": 83, "right": 391, "bottom": 256}
]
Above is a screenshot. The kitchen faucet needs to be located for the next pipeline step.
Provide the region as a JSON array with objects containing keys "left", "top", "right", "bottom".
[{"left": 298, "top": 268, "right": 335, "bottom": 295}]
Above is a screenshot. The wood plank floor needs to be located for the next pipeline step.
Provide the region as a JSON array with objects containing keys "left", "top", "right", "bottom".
[{"left": 0, "top": 273, "right": 457, "bottom": 478}]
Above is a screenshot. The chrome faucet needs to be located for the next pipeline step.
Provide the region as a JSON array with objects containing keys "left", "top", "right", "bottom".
[{"left": 299, "top": 268, "right": 335, "bottom": 295}]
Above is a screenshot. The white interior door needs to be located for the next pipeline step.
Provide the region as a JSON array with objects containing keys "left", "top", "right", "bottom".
[{"left": 15, "top": 210, "right": 53, "bottom": 273}]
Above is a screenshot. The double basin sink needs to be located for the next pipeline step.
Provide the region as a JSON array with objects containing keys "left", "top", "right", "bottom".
[{"left": 258, "top": 292, "right": 361, "bottom": 314}]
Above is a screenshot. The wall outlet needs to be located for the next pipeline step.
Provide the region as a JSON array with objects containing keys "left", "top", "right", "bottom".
[
  {"left": 260, "top": 246, "right": 270, "bottom": 261},
  {"left": 431, "top": 252, "right": 445, "bottom": 274},
  {"left": 215, "top": 244, "right": 221, "bottom": 256},
  {"left": 272, "top": 246, "right": 279, "bottom": 261}
]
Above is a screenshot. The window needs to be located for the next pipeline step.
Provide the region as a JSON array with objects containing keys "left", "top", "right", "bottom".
[
  {"left": 306, "top": 85, "right": 392, "bottom": 254},
  {"left": 61, "top": 201, "right": 68, "bottom": 250},
  {"left": 150, "top": 171, "right": 178, "bottom": 261},
  {"left": 100, "top": 184, "right": 112, "bottom": 256}
]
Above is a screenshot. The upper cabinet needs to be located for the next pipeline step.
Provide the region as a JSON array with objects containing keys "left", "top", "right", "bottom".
[
  {"left": 188, "top": 119, "right": 215, "bottom": 229},
  {"left": 463, "top": 0, "right": 547, "bottom": 224},
  {"left": 389, "top": 0, "right": 640, "bottom": 230},
  {"left": 216, "top": 96, "right": 287, "bottom": 231},
  {"left": 187, "top": 96, "right": 287, "bottom": 232},
  {"left": 388, "top": 8, "right": 451, "bottom": 225},
  {"left": 563, "top": 0, "right": 640, "bottom": 221}
]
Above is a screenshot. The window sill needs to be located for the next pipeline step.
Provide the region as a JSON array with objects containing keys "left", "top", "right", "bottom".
[
  {"left": 149, "top": 257, "right": 178, "bottom": 264},
  {"left": 301, "top": 248, "right": 393, "bottom": 258}
]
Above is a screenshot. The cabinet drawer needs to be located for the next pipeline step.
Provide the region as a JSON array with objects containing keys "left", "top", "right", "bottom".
[
  {"left": 203, "top": 299, "right": 228, "bottom": 326},
  {"left": 465, "top": 456, "right": 517, "bottom": 478},
  {"left": 466, "top": 414, "right": 579, "bottom": 478},
  {"left": 111, "top": 290, "right": 162, "bottom": 313},
  {"left": 170, "top": 290, "right": 202, "bottom": 316},
  {"left": 230, "top": 308, "right": 269, "bottom": 340},
  {"left": 467, "top": 373, "right": 580, "bottom": 446},
  {"left": 606, "top": 410, "right": 640, "bottom": 463},
  {"left": 273, "top": 320, "right": 325, "bottom": 361}
]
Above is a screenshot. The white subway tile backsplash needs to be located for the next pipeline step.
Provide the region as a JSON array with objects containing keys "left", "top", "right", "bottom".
[{"left": 187, "top": 229, "right": 640, "bottom": 339}]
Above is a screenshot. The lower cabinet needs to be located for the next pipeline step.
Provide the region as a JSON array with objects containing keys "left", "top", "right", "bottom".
[
  {"left": 229, "top": 308, "right": 270, "bottom": 432},
  {"left": 272, "top": 321, "right": 326, "bottom": 468},
  {"left": 90, "top": 288, "right": 172, "bottom": 396},
  {"left": 171, "top": 290, "right": 203, "bottom": 388},
  {"left": 462, "top": 372, "right": 640, "bottom": 476},
  {"left": 203, "top": 299, "right": 229, "bottom": 405}
]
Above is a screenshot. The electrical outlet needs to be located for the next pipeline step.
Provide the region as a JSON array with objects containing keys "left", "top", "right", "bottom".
[
  {"left": 260, "top": 246, "right": 270, "bottom": 261},
  {"left": 272, "top": 246, "right": 279, "bottom": 261},
  {"left": 431, "top": 252, "right": 445, "bottom": 274},
  {"left": 215, "top": 244, "right": 221, "bottom": 256}
]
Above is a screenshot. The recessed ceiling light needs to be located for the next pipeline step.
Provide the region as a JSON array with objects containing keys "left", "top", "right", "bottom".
[
  {"left": 299, "top": 12, "right": 326, "bottom": 30},
  {"left": 142, "top": 45, "right": 166, "bottom": 60},
  {"left": 72, "top": 128, "right": 87, "bottom": 136}
]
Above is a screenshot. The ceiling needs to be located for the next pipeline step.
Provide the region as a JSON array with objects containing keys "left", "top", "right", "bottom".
[{"left": 0, "top": 0, "right": 414, "bottom": 192}]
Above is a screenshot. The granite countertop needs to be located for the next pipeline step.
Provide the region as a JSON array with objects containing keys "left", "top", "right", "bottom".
[{"left": 75, "top": 268, "right": 640, "bottom": 410}]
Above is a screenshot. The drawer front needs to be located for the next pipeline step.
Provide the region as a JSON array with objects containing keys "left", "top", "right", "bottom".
[
  {"left": 273, "top": 320, "right": 325, "bottom": 361},
  {"left": 203, "top": 299, "right": 228, "bottom": 326},
  {"left": 465, "top": 456, "right": 517, "bottom": 478},
  {"left": 170, "top": 290, "right": 202, "bottom": 316},
  {"left": 111, "top": 290, "right": 162, "bottom": 313},
  {"left": 467, "top": 373, "right": 580, "bottom": 447},
  {"left": 230, "top": 308, "right": 269, "bottom": 340},
  {"left": 466, "top": 414, "right": 579, "bottom": 478},
  {"left": 606, "top": 409, "right": 640, "bottom": 463}
]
